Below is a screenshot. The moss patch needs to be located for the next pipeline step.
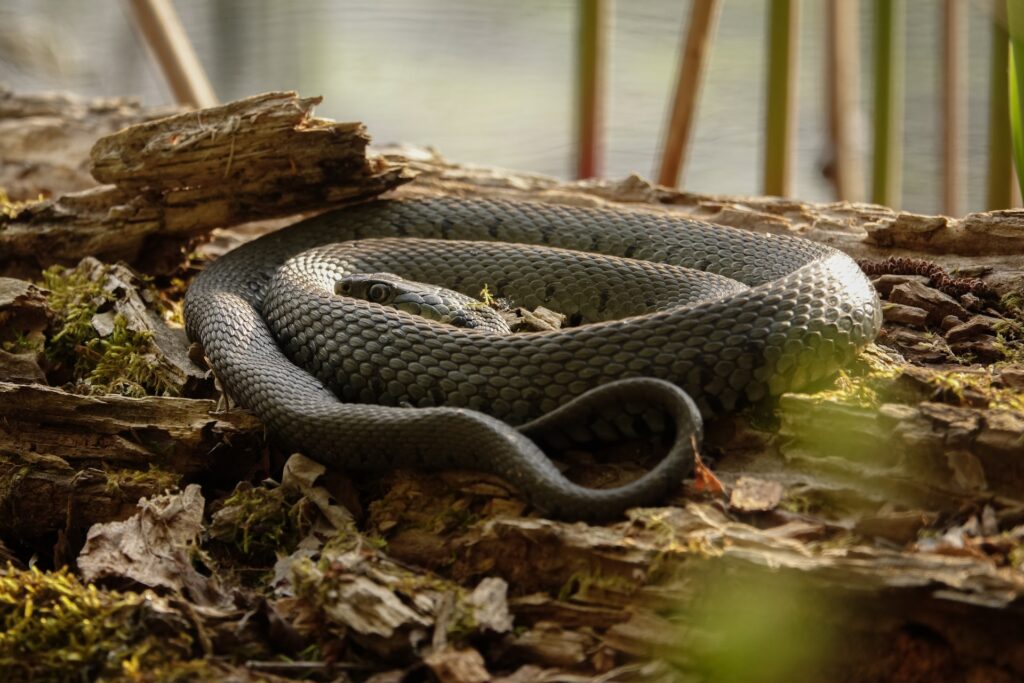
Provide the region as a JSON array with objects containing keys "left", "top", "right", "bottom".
[
  {"left": 207, "top": 483, "right": 316, "bottom": 568},
  {"left": 800, "top": 345, "right": 906, "bottom": 409},
  {"left": 0, "top": 189, "right": 43, "bottom": 219},
  {"left": 42, "top": 263, "right": 180, "bottom": 397},
  {"left": 0, "top": 565, "right": 195, "bottom": 681}
]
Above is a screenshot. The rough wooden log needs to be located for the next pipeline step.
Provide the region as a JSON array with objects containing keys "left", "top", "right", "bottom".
[
  {"left": 0, "top": 276, "right": 50, "bottom": 382},
  {"left": 0, "top": 91, "right": 411, "bottom": 276},
  {"left": 0, "top": 381, "right": 262, "bottom": 471},
  {"left": 0, "top": 381, "right": 265, "bottom": 555},
  {"left": 435, "top": 506, "right": 1024, "bottom": 679}
]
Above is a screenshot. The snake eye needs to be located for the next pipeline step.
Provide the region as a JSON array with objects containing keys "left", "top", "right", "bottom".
[{"left": 367, "top": 283, "right": 391, "bottom": 303}]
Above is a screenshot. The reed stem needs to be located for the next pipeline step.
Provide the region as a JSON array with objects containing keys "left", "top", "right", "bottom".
[
  {"left": 871, "top": 0, "right": 904, "bottom": 208},
  {"left": 1007, "top": 0, "right": 1024, "bottom": 201},
  {"left": 825, "top": 0, "right": 864, "bottom": 201},
  {"left": 126, "top": 0, "right": 217, "bottom": 108},
  {"left": 988, "top": 9, "right": 1013, "bottom": 209},
  {"left": 764, "top": 0, "right": 799, "bottom": 197},
  {"left": 942, "top": 0, "right": 965, "bottom": 216},
  {"left": 576, "top": 0, "right": 609, "bottom": 179},
  {"left": 657, "top": 0, "right": 721, "bottom": 188}
]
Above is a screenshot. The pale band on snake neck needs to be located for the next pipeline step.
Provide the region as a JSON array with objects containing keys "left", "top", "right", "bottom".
[{"left": 184, "top": 197, "right": 881, "bottom": 520}]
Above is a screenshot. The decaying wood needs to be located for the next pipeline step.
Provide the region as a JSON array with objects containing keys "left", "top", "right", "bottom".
[
  {"left": 0, "top": 276, "right": 50, "bottom": 382},
  {"left": 0, "top": 91, "right": 411, "bottom": 276},
  {"left": 68, "top": 256, "right": 208, "bottom": 393},
  {"left": 0, "top": 381, "right": 262, "bottom": 472},
  {"left": 0, "top": 380, "right": 264, "bottom": 562},
  {"left": 0, "top": 92, "right": 1023, "bottom": 681}
]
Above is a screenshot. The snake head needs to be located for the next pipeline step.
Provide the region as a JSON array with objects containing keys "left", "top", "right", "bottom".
[{"left": 335, "top": 272, "right": 511, "bottom": 334}]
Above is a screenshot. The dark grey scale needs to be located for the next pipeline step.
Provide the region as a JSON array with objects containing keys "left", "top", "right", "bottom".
[{"left": 185, "top": 196, "right": 881, "bottom": 521}]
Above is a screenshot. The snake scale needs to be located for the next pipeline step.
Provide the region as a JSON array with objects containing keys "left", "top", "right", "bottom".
[{"left": 185, "top": 197, "right": 881, "bottom": 520}]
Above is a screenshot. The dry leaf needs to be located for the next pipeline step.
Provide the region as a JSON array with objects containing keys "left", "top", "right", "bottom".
[{"left": 77, "top": 484, "right": 228, "bottom": 606}]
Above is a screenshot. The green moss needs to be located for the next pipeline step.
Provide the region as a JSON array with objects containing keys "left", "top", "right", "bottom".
[
  {"left": 923, "top": 369, "right": 1024, "bottom": 411},
  {"left": 0, "top": 565, "right": 194, "bottom": 681},
  {"left": 779, "top": 492, "right": 813, "bottom": 515},
  {"left": 1001, "top": 291, "right": 1024, "bottom": 320},
  {"left": 557, "top": 569, "right": 643, "bottom": 603},
  {"left": 118, "top": 658, "right": 235, "bottom": 682},
  {"left": 0, "top": 331, "right": 43, "bottom": 354},
  {"left": 802, "top": 346, "right": 905, "bottom": 409},
  {"left": 208, "top": 484, "right": 314, "bottom": 563},
  {"left": 103, "top": 465, "right": 181, "bottom": 497},
  {"left": 478, "top": 283, "right": 496, "bottom": 307},
  {"left": 42, "top": 264, "right": 110, "bottom": 356},
  {"left": 788, "top": 338, "right": 1020, "bottom": 411},
  {"left": 42, "top": 264, "right": 179, "bottom": 397},
  {"left": 84, "top": 315, "right": 178, "bottom": 397},
  {"left": 1008, "top": 544, "right": 1024, "bottom": 571},
  {"left": 991, "top": 300, "right": 1024, "bottom": 363}
]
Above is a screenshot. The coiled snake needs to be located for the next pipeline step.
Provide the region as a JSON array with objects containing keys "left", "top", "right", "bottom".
[{"left": 185, "top": 197, "right": 881, "bottom": 520}]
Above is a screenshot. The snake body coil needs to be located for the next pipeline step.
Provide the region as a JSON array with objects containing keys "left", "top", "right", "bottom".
[{"left": 185, "top": 197, "right": 881, "bottom": 519}]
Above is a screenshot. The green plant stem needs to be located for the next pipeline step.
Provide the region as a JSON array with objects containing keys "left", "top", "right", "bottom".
[
  {"left": 764, "top": 0, "right": 798, "bottom": 197},
  {"left": 988, "top": 11, "right": 1013, "bottom": 209},
  {"left": 575, "top": 0, "right": 607, "bottom": 179},
  {"left": 1008, "top": 0, "right": 1024, "bottom": 201},
  {"left": 872, "top": 0, "right": 904, "bottom": 208}
]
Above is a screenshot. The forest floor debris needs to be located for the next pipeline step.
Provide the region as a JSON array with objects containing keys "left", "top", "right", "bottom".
[{"left": 0, "top": 91, "right": 1022, "bottom": 681}]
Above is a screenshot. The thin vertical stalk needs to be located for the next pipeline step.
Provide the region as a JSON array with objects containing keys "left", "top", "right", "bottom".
[
  {"left": 764, "top": 0, "right": 799, "bottom": 197},
  {"left": 576, "top": 0, "right": 609, "bottom": 179},
  {"left": 987, "top": 12, "right": 1013, "bottom": 209},
  {"left": 126, "top": 0, "right": 217, "bottom": 108},
  {"left": 825, "top": 0, "right": 864, "bottom": 201},
  {"left": 942, "top": 0, "right": 966, "bottom": 216},
  {"left": 1008, "top": 0, "right": 1024, "bottom": 200},
  {"left": 656, "top": 0, "right": 722, "bottom": 188},
  {"left": 871, "top": 0, "right": 904, "bottom": 208}
]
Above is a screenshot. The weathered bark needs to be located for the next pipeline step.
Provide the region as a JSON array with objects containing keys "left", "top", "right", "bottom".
[
  {"left": 0, "top": 381, "right": 262, "bottom": 470},
  {"left": 0, "top": 91, "right": 411, "bottom": 276},
  {"left": 0, "top": 381, "right": 264, "bottom": 563}
]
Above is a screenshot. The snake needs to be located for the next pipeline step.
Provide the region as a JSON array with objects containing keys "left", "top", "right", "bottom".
[{"left": 184, "top": 196, "right": 881, "bottom": 520}]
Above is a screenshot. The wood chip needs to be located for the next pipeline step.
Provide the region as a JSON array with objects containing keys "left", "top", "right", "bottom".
[{"left": 728, "top": 476, "right": 785, "bottom": 512}]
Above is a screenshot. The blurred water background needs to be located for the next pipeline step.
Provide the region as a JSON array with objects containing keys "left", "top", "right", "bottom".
[{"left": 0, "top": 0, "right": 1004, "bottom": 214}]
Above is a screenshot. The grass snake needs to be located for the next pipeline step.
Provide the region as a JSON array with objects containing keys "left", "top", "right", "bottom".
[{"left": 185, "top": 197, "right": 881, "bottom": 519}]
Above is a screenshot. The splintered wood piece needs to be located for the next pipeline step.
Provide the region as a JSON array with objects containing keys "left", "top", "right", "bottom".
[
  {"left": 1, "top": 92, "right": 410, "bottom": 275},
  {"left": 91, "top": 92, "right": 383, "bottom": 195},
  {"left": 0, "top": 380, "right": 262, "bottom": 469}
]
